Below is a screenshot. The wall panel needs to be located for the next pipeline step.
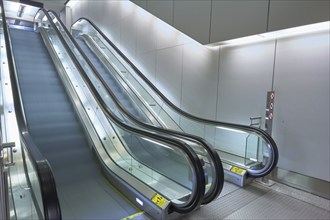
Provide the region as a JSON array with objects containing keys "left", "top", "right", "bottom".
[
  {"left": 272, "top": 31, "right": 330, "bottom": 181},
  {"left": 147, "top": 0, "right": 173, "bottom": 26},
  {"left": 120, "top": 14, "right": 137, "bottom": 60},
  {"left": 155, "top": 46, "right": 184, "bottom": 107},
  {"left": 181, "top": 43, "right": 219, "bottom": 119},
  {"left": 135, "top": 11, "right": 157, "bottom": 54},
  {"left": 210, "top": 0, "right": 269, "bottom": 42},
  {"left": 136, "top": 51, "right": 157, "bottom": 85},
  {"left": 173, "top": 0, "right": 211, "bottom": 44},
  {"left": 217, "top": 40, "right": 275, "bottom": 126},
  {"left": 131, "top": 0, "right": 147, "bottom": 9},
  {"left": 268, "top": 0, "right": 330, "bottom": 31}
]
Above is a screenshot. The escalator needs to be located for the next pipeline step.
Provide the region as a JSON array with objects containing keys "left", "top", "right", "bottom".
[
  {"left": 9, "top": 27, "right": 139, "bottom": 220},
  {"left": 75, "top": 36, "right": 151, "bottom": 124},
  {"left": 48, "top": 11, "right": 224, "bottom": 204},
  {"left": 70, "top": 18, "right": 279, "bottom": 186},
  {"left": 1, "top": 4, "right": 207, "bottom": 219}
]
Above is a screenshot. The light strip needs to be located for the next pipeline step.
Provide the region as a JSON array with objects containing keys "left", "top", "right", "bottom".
[
  {"left": 141, "top": 137, "right": 174, "bottom": 151},
  {"left": 210, "top": 21, "right": 330, "bottom": 46},
  {"left": 260, "top": 21, "right": 330, "bottom": 39},
  {"left": 66, "top": 0, "right": 78, "bottom": 8},
  {"left": 136, "top": 197, "right": 143, "bottom": 206},
  {"left": 216, "top": 126, "right": 248, "bottom": 134}
]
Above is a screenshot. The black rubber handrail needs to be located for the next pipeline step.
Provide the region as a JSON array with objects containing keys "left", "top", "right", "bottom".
[
  {"left": 49, "top": 11, "right": 223, "bottom": 205},
  {"left": 71, "top": 17, "right": 279, "bottom": 178},
  {"left": 40, "top": 9, "right": 205, "bottom": 214},
  {"left": 0, "top": 1, "right": 61, "bottom": 219}
]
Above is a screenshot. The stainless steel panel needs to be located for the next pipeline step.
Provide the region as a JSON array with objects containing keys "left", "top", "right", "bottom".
[
  {"left": 272, "top": 30, "right": 330, "bottom": 181},
  {"left": 120, "top": 14, "right": 137, "bottom": 60},
  {"left": 89, "top": 1, "right": 121, "bottom": 27},
  {"left": 173, "top": 0, "right": 211, "bottom": 44},
  {"left": 147, "top": 0, "right": 174, "bottom": 26},
  {"left": 181, "top": 42, "right": 219, "bottom": 119},
  {"left": 271, "top": 167, "right": 330, "bottom": 199},
  {"left": 217, "top": 40, "right": 275, "bottom": 128},
  {"left": 136, "top": 51, "right": 157, "bottom": 84},
  {"left": 103, "top": 22, "right": 121, "bottom": 48},
  {"left": 268, "top": 0, "right": 330, "bottom": 31},
  {"left": 135, "top": 11, "right": 157, "bottom": 54},
  {"left": 210, "top": 0, "right": 268, "bottom": 42},
  {"left": 154, "top": 19, "right": 188, "bottom": 50},
  {"left": 131, "top": 0, "right": 147, "bottom": 10},
  {"left": 120, "top": 1, "right": 137, "bottom": 19},
  {"left": 155, "top": 46, "right": 183, "bottom": 107}
]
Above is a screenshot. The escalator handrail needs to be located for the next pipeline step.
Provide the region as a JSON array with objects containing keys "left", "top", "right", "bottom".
[
  {"left": 71, "top": 17, "right": 279, "bottom": 178},
  {"left": 51, "top": 13, "right": 223, "bottom": 204},
  {"left": 39, "top": 9, "right": 205, "bottom": 214},
  {"left": 0, "top": 1, "right": 61, "bottom": 219}
]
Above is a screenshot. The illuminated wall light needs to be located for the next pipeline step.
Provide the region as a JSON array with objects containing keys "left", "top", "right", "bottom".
[{"left": 210, "top": 21, "right": 330, "bottom": 47}]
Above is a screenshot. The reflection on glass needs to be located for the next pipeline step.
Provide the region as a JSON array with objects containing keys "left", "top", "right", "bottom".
[
  {"left": 39, "top": 13, "right": 197, "bottom": 205},
  {"left": 70, "top": 18, "right": 277, "bottom": 177}
]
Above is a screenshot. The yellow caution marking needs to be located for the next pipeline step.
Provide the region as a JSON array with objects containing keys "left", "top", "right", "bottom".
[
  {"left": 121, "top": 211, "right": 145, "bottom": 220},
  {"left": 230, "top": 166, "right": 245, "bottom": 175},
  {"left": 151, "top": 193, "right": 167, "bottom": 208},
  {"left": 101, "top": 176, "right": 139, "bottom": 210}
]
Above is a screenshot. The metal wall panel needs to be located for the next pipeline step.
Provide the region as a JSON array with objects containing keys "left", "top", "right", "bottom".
[
  {"left": 102, "top": 22, "right": 121, "bottom": 48},
  {"left": 210, "top": 0, "right": 269, "bottom": 42},
  {"left": 268, "top": 0, "right": 330, "bottom": 31},
  {"left": 147, "top": 0, "right": 173, "bottom": 26},
  {"left": 173, "top": 0, "right": 211, "bottom": 44},
  {"left": 131, "top": 0, "right": 147, "bottom": 10},
  {"left": 155, "top": 46, "right": 184, "bottom": 107},
  {"left": 217, "top": 40, "right": 275, "bottom": 126},
  {"left": 181, "top": 42, "right": 219, "bottom": 119},
  {"left": 119, "top": 1, "right": 137, "bottom": 19},
  {"left": 272, "top": 31, "right": 330, "bottom": 181},
  {"left": 154, "top": 20, "right": 187, "bottom": 50},
  {"left": 135, "top": 11, "right": 157, "bottom": 54},
  {"left": 101, "top": 1, "right": 122, "bottom": 26},
  {"left": 120, "top": 14, "right": 137, "bottom": 60},
  {"left": 136, "top": 51, "right": 157, "bottom": 84}
]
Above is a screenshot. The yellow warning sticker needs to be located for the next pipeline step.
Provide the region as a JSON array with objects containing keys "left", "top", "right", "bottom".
[
  {"left": 121, "top": 211, "right": 145, "bottom": 220},
  {"left": 151, "top": 193, "right": 167, "bottom": 208},
  {"left": 230, "top": 166, "right": 245, "bottom": 175}
]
